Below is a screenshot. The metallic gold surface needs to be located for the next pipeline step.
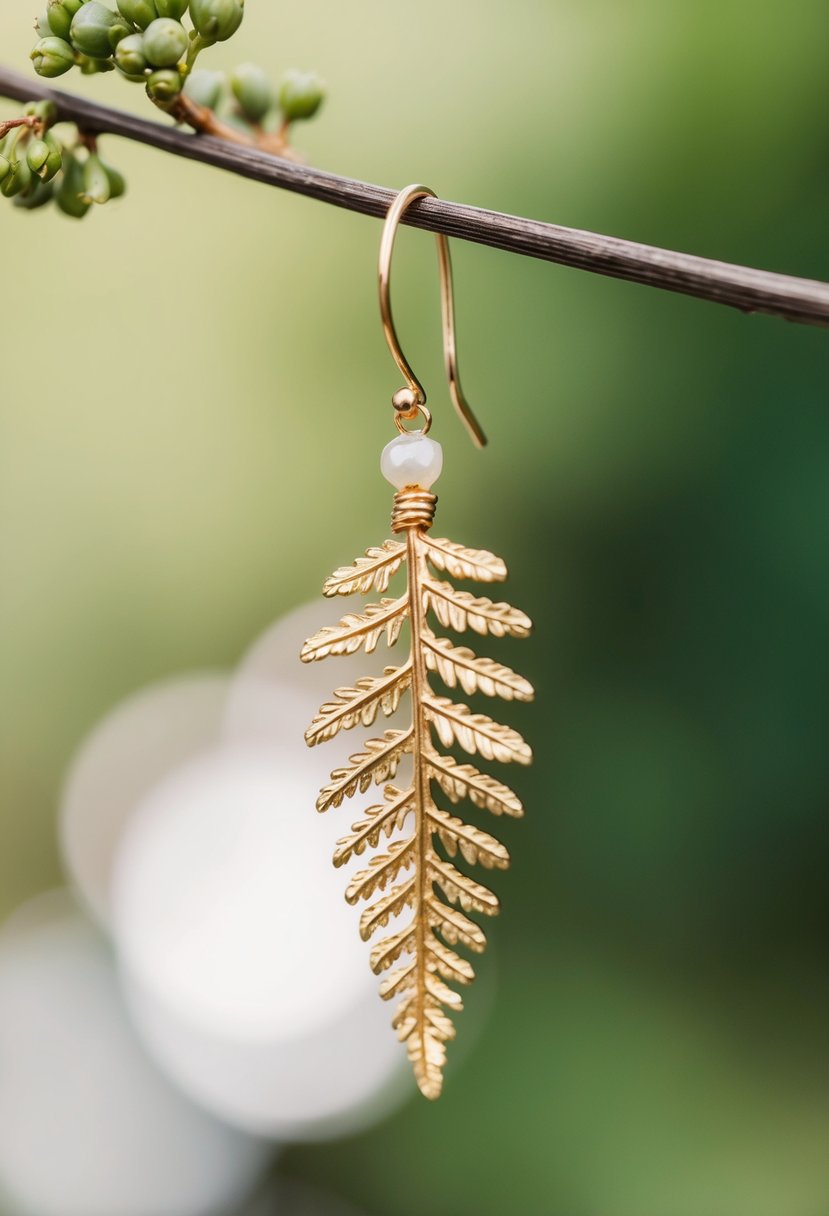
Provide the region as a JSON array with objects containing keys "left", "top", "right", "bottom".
[
  {"left": 391, "top": 489, "right": 437, "bottom": 533},
  {"left": 378, "top": 184, "right": 487, "bottom": 449},
  {"left": 302, "top": 486, "right": 533, "bottom": 1099}
]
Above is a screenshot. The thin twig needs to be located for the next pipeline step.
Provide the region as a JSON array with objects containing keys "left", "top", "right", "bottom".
[
  {"left": 2, "top": 64, "right": 829, "bottom": 328},
  {"left": 0, "top": 113, "right": 38, "bottom": 139},
  {"left": 161, "top": 91, "right": 288, "bottom": 154},
  {"left": 166, "top": 90, "right": 251, "bottom": 146}
]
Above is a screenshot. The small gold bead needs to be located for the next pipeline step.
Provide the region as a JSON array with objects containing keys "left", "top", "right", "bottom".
[{"left": 392, "top": 387, "right": 419, "bottom": 418}]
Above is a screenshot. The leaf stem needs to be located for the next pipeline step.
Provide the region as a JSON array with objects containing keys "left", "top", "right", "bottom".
[
  {"left": 406, "top": 524, "right": 439, "bottom": 1099},
  {"left": 182, "top": 32, "right": 208, "bottom": 77}
]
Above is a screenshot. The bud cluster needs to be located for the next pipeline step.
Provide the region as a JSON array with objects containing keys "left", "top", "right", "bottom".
[
  {"left": 12, "top": 0, "right": 326, "bottom": 219},
  {"left": 0, "top": 100, "right": 125, "bottom": 218},
  {"left": 185, "top": 63, "right": 325, "bottom": 137},
  {"left": 32, "top": 0, "right": 248, "bottom": 95}
]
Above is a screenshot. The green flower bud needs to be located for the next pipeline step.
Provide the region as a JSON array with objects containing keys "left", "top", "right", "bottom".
[
  {"left": 14, "top": 178, "right": 55, "bottom": 209},
  {"left": 27, "top": 134, "right": 63, "bottom": 182},
  {"left": 103, "top": 160, "right": 126, "bottom": 198},
  {"left": 115, "top": 32, "right": 148, "bottom": 75},
  {"left": 78, "top": 53, "right": 116, "bottom": 73},
  {"left": 46, "top": 0, "right": 84, "bottom": 41},
  {"left": 145, "top": 68, "right": 182, "bottom": 101},
  {"left": 278, "top": 69, "right": 325, "bottom": 121},
  {"left": 110, "top": 19, "right": 131, "bottom": 49},
  {"left": 27, "top": 139, "right": 50, "bottom": 176},
  {"left": 43, "top": 132, "right": 63, "bottom": 180},
  {"left": 31, "top": 35, "right": 75, "bottom": 77},
  {"left": 55, "top": 150, "right": 90, "bottom": 217},
  {"left": 1, "top": 155, "right": 31, "bottom": 198},
  {"left": 0, "top": 156, "right": 11, "bottom": 185},
  {"left": 33, "top": 99, "right": 59, "bottom": 125},
  {"left": 230, "top": 63, "right": 273, "bottom": 123},
  {"left": 117, "top": 0, "right": 158, "bottom": 28},
  {"left": 156, "top": 0, "right": 188, "bottom": 16},
  {"left": 17, "top": 156, "right": 34, "bottom": 194},
  {"left": 82, "top": 151, "right": 110, "bottom": 203},
  {"left": 36, "top": 12, "right": 54, "bottom": 37},
  {"left": 142, "top": 17, "right": 187, "bottom": 66},
  {"left": 189, "top": 0, "right": 243, "bottom": 43},
  {"left": 70, "top": 2, "right": 130, "bottom": 58},
  {"left": 183, "top": 67, "right": 224, "bottom": 109}
]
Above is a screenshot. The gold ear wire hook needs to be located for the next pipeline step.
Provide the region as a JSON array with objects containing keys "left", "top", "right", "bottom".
[{"left": 378, "top": 184, "right": 487, "bottom": 449}]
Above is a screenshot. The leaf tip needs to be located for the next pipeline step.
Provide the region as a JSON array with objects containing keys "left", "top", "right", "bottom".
[{"left": 417, "top": 1077, "right": 443, "bottom": 1101}]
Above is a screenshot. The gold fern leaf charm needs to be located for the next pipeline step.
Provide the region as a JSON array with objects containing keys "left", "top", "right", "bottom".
[{"left": 301, "top": 433, "right": 533, "bottom": 1100}]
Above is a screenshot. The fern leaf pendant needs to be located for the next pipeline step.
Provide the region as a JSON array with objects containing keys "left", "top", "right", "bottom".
[{"left": 302, "top": 434, "right": 533, "bottom": 1099}]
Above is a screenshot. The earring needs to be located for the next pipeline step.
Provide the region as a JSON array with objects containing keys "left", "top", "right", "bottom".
[{"left": 301, "top": 184, "right": 534, "bottom": 1100}]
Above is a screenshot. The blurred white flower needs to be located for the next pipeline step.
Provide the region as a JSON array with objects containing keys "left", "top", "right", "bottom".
[
  {"left": 0, "top": 891, "right": 270, "bottom": 1216},
  {"left": 60, "top": 673, "right": 230, "bottom": 925},
  {"left": 112, "top": 743, "right": 409, "bottom": 1137}
]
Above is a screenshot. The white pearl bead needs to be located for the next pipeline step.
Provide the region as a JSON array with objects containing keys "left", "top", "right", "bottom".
[{"left": 380, "top": 434, "right": 444, "bottom": 490}]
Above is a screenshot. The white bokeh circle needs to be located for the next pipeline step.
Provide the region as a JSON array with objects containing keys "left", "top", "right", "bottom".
[
  {"left": 0, "top": 891, "right": 269, "bottom": 1216},
  {"left": 224, "top": 599, "right": 404, "bottom": 756},
  {"left": 60, "top": 673, "right": 230, "bottom": 926},
  {"left": 122, "top": 972, "right": 408, "bottom": 1142},
  {"left": 225, "top": 599, "right": 371, "bottom": 707},
  {"left": 112, "top": 745, "right": 378, "bottom": 1043}
]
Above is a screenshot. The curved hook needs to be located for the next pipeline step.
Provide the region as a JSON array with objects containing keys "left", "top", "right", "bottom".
[{"left": 378, "top": 184, "right": 487, "bottom": 449}]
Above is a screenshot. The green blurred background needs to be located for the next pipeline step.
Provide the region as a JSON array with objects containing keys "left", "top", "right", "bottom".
[{"left": 3, "top": 2, "right": 829, "bottom": 1212}]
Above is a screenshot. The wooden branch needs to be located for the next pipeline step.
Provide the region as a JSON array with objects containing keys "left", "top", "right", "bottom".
[{"left": 2, "top": 64, "right": 829, "bottom": 328}]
